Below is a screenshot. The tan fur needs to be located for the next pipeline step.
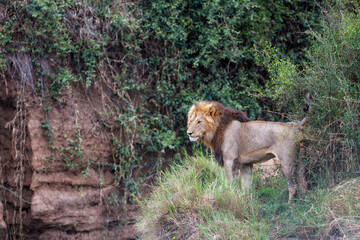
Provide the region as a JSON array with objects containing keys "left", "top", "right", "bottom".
[{"left": 187, "top": 101, "right": 308, "bottom": 202}]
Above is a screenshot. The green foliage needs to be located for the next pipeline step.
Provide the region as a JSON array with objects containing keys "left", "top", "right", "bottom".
[
  {"left": 40, "top": 119, "right": 53, "bottom": 144},
  {"left": 1, "top": 0, "right": 106, "bottom": 87},
  {"left": 254, "top": 43, "right": 303, "bottom": 106},
  {"left": 142, "top": 0, "right": 319, "bottom": 65},
  {"left": 139, "top": 0, "right": 321, "bottom": 118},
  {"left": 110, "top": 102, "right": 182, "bottom": 202},
  {"left": 26, "top": 0, "right": 73, "bottom": 54},
  {"left": 40, "top": 118, "right": 93, "bottom": 175},
  {"left": 0, "top": 20, "right": 13, "bottom": 69},
  {"left": 81, "top": 39, "right": 106, "bottom": 87},
  {"left": 61, "top": 126, "right": 84, "bottom": 170},
  {"left": 49, "top": 67, "right": 77, "bottom": 100},
  {"left": 256, "top": 2, "right": 360, "bottom": 181}
]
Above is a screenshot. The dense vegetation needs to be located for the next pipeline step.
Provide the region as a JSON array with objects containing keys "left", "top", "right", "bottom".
[
  {"left": 258, "top": 1, "right": 360, "bottom": 181},
  {"left": 0, "top": 0, "right": 324, "bottom": 196}
]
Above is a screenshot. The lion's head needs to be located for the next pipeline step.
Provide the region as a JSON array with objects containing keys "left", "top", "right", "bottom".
[
  {"left": 187, "top": 102, "right": 219, "bottom": 146},
  {"left": 187, "top": 101, "right": 250, "bottom": 150}
]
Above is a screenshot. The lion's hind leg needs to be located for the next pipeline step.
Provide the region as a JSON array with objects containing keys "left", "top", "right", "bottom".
[
  {"left": 275, "top": 150, "right": 297, "bottom": 202},
  {"left": 296, "top": 146, "right": 308, "bottom": 193}
]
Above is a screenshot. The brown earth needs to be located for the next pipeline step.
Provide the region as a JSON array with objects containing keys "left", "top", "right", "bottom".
[{"left": 0, "top": 56, "right": 140, "bottom": 239}]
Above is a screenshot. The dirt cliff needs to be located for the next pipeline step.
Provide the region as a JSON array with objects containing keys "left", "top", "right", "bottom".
[{"left": 0, "top": 56, "right": 138, "bottom": 239}]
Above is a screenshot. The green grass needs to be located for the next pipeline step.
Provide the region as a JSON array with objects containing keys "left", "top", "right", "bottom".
[{"left": 137, "top": 154, "right": 360, "bottom": 239}]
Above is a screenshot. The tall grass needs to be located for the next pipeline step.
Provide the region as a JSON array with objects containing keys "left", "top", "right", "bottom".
[
  {"left": 136, "top": 154, "right": 268, "bottom": 239},
  {"left": 137, "top": 154, "right": 360, "bottom": 239}
]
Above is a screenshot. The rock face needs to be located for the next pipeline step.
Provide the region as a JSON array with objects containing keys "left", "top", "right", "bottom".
[
  {"left": 0, "top": 74, "right": 138, "bottom": 239},
  {"left": 0, "top": 202, "right": 7, "bottom": 239}
]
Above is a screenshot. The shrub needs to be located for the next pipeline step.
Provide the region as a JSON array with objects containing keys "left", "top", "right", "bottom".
[{"left": 256, "top": 2, "right": 360, "bottom": 183}]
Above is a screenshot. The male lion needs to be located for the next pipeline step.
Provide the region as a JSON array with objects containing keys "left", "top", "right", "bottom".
[{"left": 187, "top": 101, "right": 309, "bottom": 201}]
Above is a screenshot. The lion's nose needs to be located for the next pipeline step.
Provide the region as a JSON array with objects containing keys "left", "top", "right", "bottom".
[{"left": 187, "top": 132, "right": 193, "bottom": 137}]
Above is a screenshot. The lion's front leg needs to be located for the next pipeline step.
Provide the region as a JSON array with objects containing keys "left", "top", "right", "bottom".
[
  {"left": 240, "top": 164, "right": 253, "bottom": 192},
  {"left": 224, "top": 159, "right": 234, "bottom": 181},
  {"left": 222, "top": 145, "right": 239, "bottom": 182}
]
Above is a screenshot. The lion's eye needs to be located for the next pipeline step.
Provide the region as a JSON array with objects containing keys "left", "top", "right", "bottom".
[{"left": 197, "top": 121, "right": 201, "bottom": 125}]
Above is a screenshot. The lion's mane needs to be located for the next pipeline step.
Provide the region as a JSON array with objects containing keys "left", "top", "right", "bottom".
[{"left": 189, "top": 101, "right": 250, "bottom": 165}]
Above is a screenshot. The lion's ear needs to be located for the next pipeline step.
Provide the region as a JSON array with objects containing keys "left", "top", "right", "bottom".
[{"left": 209, "top": 105, "right": 218, "bottom": 119}]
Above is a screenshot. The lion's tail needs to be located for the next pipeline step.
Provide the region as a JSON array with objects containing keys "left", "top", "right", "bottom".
[{"left": 297, "top": 93, "right": 312, "bottom": 128}]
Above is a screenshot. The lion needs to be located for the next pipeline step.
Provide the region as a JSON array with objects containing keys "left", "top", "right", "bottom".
[{"left": 187, "top": 101, "right": 310, "bottom": 201}]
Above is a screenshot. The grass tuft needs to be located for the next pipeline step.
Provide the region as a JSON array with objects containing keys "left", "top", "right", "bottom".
[
  {"left": 136, "top": 153, "right": 268, "bottom": 239},
  {"left": 321, "top": 179, "right": 360, "bottom": 239}
]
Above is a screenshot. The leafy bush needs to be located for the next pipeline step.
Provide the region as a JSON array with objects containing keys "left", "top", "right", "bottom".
[
  {"left": 138, "top": 0, "right": 322, "bottom": 118},
  {"left": 256, "top": 2, "right": 360, "bottom": 182}
]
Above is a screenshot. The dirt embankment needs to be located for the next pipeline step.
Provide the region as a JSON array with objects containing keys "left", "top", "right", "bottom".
[{"left": 0, "top": 55, "right": 139, "bottom": 239}]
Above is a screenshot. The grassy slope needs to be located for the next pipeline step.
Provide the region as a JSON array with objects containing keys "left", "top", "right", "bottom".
[{"left": 137, "top": 154, "right": 360, "bottom": 239}]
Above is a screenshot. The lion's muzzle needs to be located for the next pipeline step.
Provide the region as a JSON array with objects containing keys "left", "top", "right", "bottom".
[
  {"left": 187, "top": 131, "right": 199, "bottom": 142},
  {"left": 189, "top": 136, "right": 199, "bottom": 142}
]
